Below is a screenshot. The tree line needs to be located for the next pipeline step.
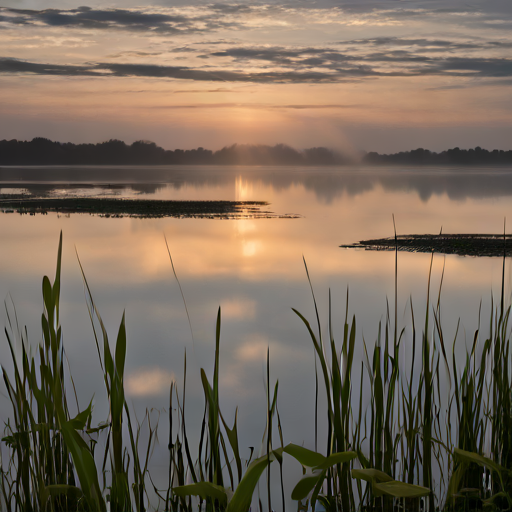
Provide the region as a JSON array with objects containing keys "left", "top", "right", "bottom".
[
  {"left": 0, "top": 137, "right": 511, "bottom": 166},
  {"left": 365, "top": 146, "right": 512, "bottom": 166}
]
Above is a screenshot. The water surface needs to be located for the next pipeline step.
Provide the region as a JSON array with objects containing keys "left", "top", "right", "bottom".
[{"left": 1, "top": 165, "right": 511, "bottom": 509}]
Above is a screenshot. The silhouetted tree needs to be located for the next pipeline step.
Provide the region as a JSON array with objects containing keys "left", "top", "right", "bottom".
[{"left": 1, "top": 138, "right": 511, "bottom": 166}]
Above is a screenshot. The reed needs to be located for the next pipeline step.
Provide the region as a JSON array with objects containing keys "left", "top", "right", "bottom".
[
  {"left": 1, "top": 233, "right": 104, "bottom": 512},
  {"left": 292, "top": 267, "right": 357, "bottom": 512}
]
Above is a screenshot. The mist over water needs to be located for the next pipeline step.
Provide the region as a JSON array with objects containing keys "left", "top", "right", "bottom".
[
  {"left": 1, "top": 165, "right": 512, "bottom": 509},
  {"left": 3, "top": 164, "right": 512, "bottom": 202}
]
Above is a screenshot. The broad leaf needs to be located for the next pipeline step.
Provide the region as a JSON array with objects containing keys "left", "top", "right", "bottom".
[
  {"left": 351, "top": 468, "right": 393, "bottom": 484},
  {"left": 284, "top": 444, "right": 326, "bottom": 467},
  {"left": 315, "top": 451, "right": 357, "bottom": 470},
  {"left": 374, "top": 481, "right": 430, "bottom": 498},
  {"left": 291, "top": 470, "right": 325, "bottom": 501},
  {"left": 454, "top": 448, "right": 506, "bottom": 475},
  {"left": 173, "top": 482, "right": 228, "bottom": 505},
  {"left": 227, "top": 451, "right": 278, "bottom": 512},
  {"left": 58, "top": 420, "right": 106, "bottom": 511}
]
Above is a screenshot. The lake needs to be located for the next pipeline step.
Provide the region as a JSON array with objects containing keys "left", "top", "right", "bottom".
[{"left": 1, "top": 165, "right": 511, "bottom": 510}]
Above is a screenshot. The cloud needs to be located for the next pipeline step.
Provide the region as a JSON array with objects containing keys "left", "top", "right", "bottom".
[
  {"left": 210, "top": 46, "right": 355, "bottom": 67},
  {"left": 0, "top": 57, "right": 100, "bottom": 76},
  {"left": 272, "top": 104, "right": 357, "bottom": 109},
  {"left": 171, "top": 46, "right": 198, "bottom": 53},
  {"left": 147, "top": 103, "right": 241, "bottom": 108},
  {"left": 0, "top": 6, "right": 242, "bottom": 35},
  {"left": 235, "top": 335, "right": 268, "bottom": 362},
  {"left": 424, "top": 57, "right": 512, "bottom": 77},
  {"left": 0, "top": 57, "right": 345, "bottom": 82},
  {"left": 340, "top": 36, "right": 512, "bottom": 52},
  {"left": 194, "top": 39, "right": 240, "bottom": 46},
  {"left": 206, "top": 43, "right": 512, "bottom": 77},
  {"left": 99, "top": 62, "right": 346, "bottom": 82},
  {"left": 2, "top": 3, "right": 512, "bottom": 37},
  {"left": 220, "top": 298, "right": 256, "bottom": 320},
  {"left": 107, "top": 51, "right": 162, "bottom": 59},
  {"left": 173, "top": 87, "right": 238, "bottom": 93},
  {"left": 125, "top": 367, "right": 174, "bottom": 396},
  {"left": 341, "top": 37, "right": 483, "bottom": 51},
  {"left": 138, "top": 102, "right": 359, "bottom": 110},
  {"left": 480, "top": 77, "right": 512, "bottom": 86},
  {"left": 209, "top": 4, "right": 253, "bottom": 13},
  {"left": 2, "top": 30, "right": 512, "bottom": 84},
  {"left": 425, "top": 84, "right": 469, "bottom": 91},
  {"left": 2, "top": 54, "right": 512, "bottom": 83}
]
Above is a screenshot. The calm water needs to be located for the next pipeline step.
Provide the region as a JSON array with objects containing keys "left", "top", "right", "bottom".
[{"left": 1, "top": 165, "right": 512, "bottom": 509}]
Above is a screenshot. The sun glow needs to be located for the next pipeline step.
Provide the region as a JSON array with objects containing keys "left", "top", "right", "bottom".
[{"left": 235, "top": 175, "right": 253, "bottom": 201}]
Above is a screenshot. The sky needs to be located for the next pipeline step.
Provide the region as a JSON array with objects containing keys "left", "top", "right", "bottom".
[{"left": 0, "top": 0, "right": 511, "bottom": 153}]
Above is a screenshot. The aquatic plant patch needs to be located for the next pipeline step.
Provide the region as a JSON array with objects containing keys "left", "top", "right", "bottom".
[
  {"left": 0, "top": 195, "right": 299, "bottom": 219},
  {"left": 342, "top": 233, "right": 512, "bottom": 257}
]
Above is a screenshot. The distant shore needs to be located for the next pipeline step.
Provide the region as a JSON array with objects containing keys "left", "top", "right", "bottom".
[{"left": 1, "top": 138, "right": 511, "bottom": 167}]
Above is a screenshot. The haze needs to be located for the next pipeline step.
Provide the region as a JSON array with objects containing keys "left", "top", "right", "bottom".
[{"left": 1, "top": 0, "right": 511, "bottom": 153}]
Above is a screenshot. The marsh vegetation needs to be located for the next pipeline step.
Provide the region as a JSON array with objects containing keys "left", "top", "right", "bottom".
[
  {"left": 342, "top": 233, "right": 512, "bottom": 257},
  {"left": 1, "top": 234, "right": 512, "bottom": 512},
  {"left": 0, "top": 196, "right": 295, "bottom": 219}
]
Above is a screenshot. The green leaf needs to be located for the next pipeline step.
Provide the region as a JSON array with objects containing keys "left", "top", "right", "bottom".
[
  {"left": 314, "top": 451, "right": 357, "bottom": 470},
  {"left": 52, "top": 231, "right": 62, "bottom": 320},
  {"left": 220, "top": 408, "right": 243, "bottom": 483},
  {"left": 374, "top": 481, "right": 430, "bottom": 498},
  {"left": 284, "top": 444, "right": 326, "bottom": 468},
  {"left": 42, "top": 276, "right": 53, "bottom": 314},
  {"left": 317, "top": 495, "right": 335, "bottom": 511},
  {"left": 173, "top": 482, "right": 228, "bottom": 505},
  {"left": 290, "top": 469, "right": 325, "bottom": 501},
  {"left": 356, "top": 449, "right": 370, "bottom": 469},
  {"left": 68, "top": 400, "right": 93, "bottom": 430},
  {"left": 227, "top": 451, "right": 278, "bottom": 512},
  {"left": 483, "top": 491, "right": 510, "bottom": 507},
  {"left": 1, "top": 435, "right": 16, "bottom": 448},
  {"left": 446, "top": 464, "right": 465, "bottom": 502},
  {"left": 104, "top": 335, "right": 114, "bottom": 380},
  {"left": 453, "top": 448, "right": 506, "bottom": 475},
  {"left": 59, "top": 418, "right": 106, "bottom": 511},
  {"left": 351, "top": 468, "right": 393, "bottom": 484},
  {"left": 85, "top": 422, "right": 110, "bottom": 435},
  {"left": 272, "top": 446, "right": 284, "bottom": 464},
  {"left": 115, "top": 311, "right": 127, "bottom": 379},
  {"left": 41, "top": 484, "right": 83, "bottom": 506}
]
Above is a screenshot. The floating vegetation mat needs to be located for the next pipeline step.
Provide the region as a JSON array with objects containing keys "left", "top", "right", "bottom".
[
  {"left": 341, "top": 233, "right": 512, "bottom": 257},
  {"left": 0, "top": 195, "right": 299, "bottom": 219}
]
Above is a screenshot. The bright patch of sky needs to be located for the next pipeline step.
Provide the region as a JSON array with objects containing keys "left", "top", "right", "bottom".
[{"left": 0, "top": 0, "right": 511, "bottom": 151}]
